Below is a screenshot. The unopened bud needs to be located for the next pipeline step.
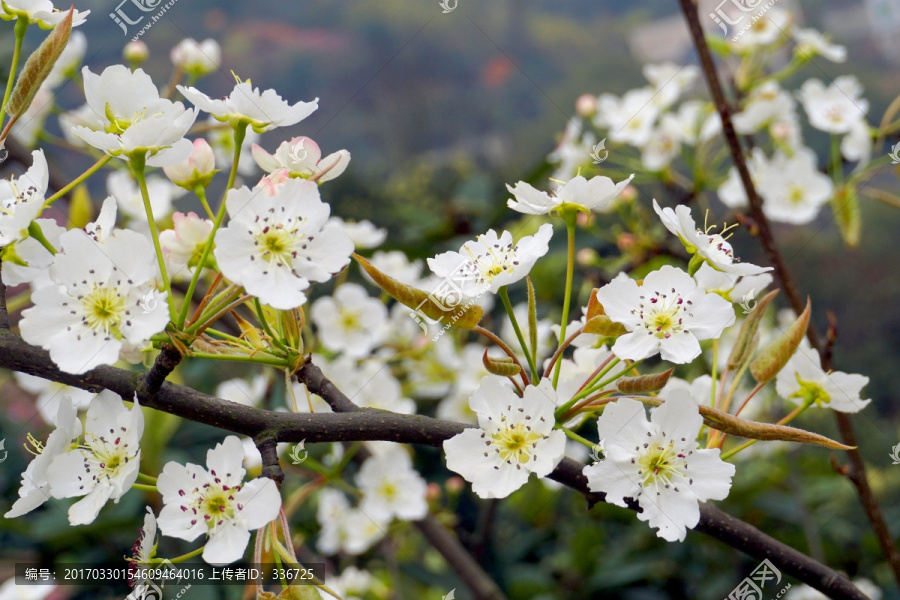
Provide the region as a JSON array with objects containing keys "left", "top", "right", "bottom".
[
  {"left": 576, "top": 247, "right": 599, "bottom": 267},
  {"left": 445, "top": 476, "right": 464, "bottom": 495},
  {"left": 163, "top": 138, "right": 217, "bottom": 189},
  {"left": 426, "top": 482, "right": 442, "bottom": 502},
  {"left": 171, "top": 38, "right": 220, "bottom": 77},
  {"left": 123, "top": 40, "right": 148, "bottom": 65},
  {"left": 616, "top": 232, "right": 636, "bottom": 250},
  {"left": 575, "top": 94, "right": 597, "bottom": 117}
]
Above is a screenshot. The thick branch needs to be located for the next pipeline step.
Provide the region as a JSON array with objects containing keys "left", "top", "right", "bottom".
[
  {"left": 677, "top": 0, "right": 900, "bottom": 587},
  {"left": 0, "top": 332, "right": 866, "bottom": 600}
]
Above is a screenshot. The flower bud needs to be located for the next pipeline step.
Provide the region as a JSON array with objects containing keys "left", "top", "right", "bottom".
[
  {"left": 163, "top": 138, "right": 217, "bottom": 189},
  {"left": 445, "top": 477, "right": 464, "bottom": 495},
  {"left": 123, "top": 40, "right": 148, "bottom": 65},
  {"left": 171, "top": 38, "right": 220, "bottom": 78},
  {"left": 575, "top": 93, "right": 597, "bottom": 117},
  {"left": 313, "top": 149, "right": 351, "bottom": 182},
  {"left": 426, "top": 482, "right": 442, "bottom": 502}
]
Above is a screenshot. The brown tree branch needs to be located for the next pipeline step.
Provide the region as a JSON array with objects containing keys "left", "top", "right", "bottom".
[
  {"left": 0, "top": 258, "right": 9, "bottom": 331},
  {"left": 0, "top": 332, "right": 866, "bottom": 600},
  {"left": 676, "top": 0, "right": 900, "bottom": 587}
]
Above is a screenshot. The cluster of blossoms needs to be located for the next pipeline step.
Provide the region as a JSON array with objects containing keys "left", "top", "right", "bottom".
[
  {"left": 0, "top": 3, "right": 886, "bottom": 597},
  {"left": 551, "top": 7, "right": 878, "bottom": 235}
]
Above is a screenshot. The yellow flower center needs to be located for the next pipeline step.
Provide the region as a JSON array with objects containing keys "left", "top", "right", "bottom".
[
  {"left": 492, "top": 423, "right": 544, "bottom": 464},
  {"left": 82, "top": 286, "right": 125, "bottom": 335}
]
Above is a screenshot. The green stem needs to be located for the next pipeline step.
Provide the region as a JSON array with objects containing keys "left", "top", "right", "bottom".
[
  {"left": 137, "top": 472, "right": 157, "bottom": 484},
  {"left": 130, "top": 154, "right": 176, "bottom": 322},
  {"left": 553, "top": 212, "right": 578, "bottom": 387},
  {"left": 153, "top": 546, "right": 204, "bottom": 564},
  {"left": 0, "top": 19, "right": 27, "bottom": 127},
  {"left": 27, "top": 221, "right": 56, "bottom": 255},
  {"left": 830, "top": 135, "right": 843, "bottom": 186},
  {"left": 194, "top": 184, "right": 214, "bottom": 220},
  {"left": 43, "top": 155, "right": 112, "bottom": 208},
  {"left": 132, "top": 483, "right": 158, "bottom": 492},
  {"left": 177, "top": 124, "right": 247, "bottom": 328},
  {"left": 710, "top": 339, "right": 718, "bottom": 407},
  {"left": 561, "top": 427, "right": 596, "bottom": 450},
  {"left": 555, "top": 357, "right": 622, "bottom": 419},
  {"left": 254, "top": 298, "right": 290, "bottom": 353},
  {"left": 188, "top": 351, "right": 291, "bottom": 367},
  {"left": 498, "top": 286, "right": 538, "bottom": 384}
]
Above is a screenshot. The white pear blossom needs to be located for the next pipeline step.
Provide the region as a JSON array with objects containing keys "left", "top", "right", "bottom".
[
  {"left": 5, "top": 396, "right": 81, "bottom": 518},
  {"left": 14, "top": 372, "right": 93, "bottom": 425},
  {"left": 206, "top": 116, "right": 259, "bottom": 176},
  {"left": 730, "top": 8, "right": 791, "bottom": 50},
  {"left": 178, "top": 82, "right": 318, "bottom": 133},
  {"left": 126, "top": 507, "right": 158, "bottom": 594},
  {"left": 59, "top": 103, "right": 105, "bottom": 147},
  {"left": 595, "top": 266, "right": 736, "bottom": 363},
  {"left": 0, "top": 150, "right": 48, "bottom": 247},
  {"left": 311, "top": 283, "right": 388, "bottom": 358},
  {"left": 642, "top": 62, "right": 699, "bottom": 110},
  {"left": 304, "top": 355, "right": 416, "bottom": 414},
  {"left": 669, "top": 101, "right": 720, "bottom": 145},
  {"left": 641, "top": 115, "right": 682, "bottom": 171},
  {"left": 594, "top": 87, "right": 659, "bottom": 147},
  {"left": 733, "top": 81, "right": 797, "bottom": 135},
  {"left": 402, "top": 334, "right": 460, "bottom": 399},
  {"left": 357, "top": 446, "right": 428, "bottom": 522},
  {"left": 316, "top": 488, "right": 387, "bottom": 555},
  {"left": 584, "top": 394, "right": 735, "bottom": 542},
  {"left": 157, "top": 436, "right": 282, "bottom": 565},
  {"left": 45, "top": 391, "right": 143, "bottom": 525},
  {"left": 506, "top": 174, "right": 634, "bottom": 215},
  {"left": 252, "top": 137, "right": 351, "bottom": 182},
  {"left": 213, "top": 178, "right": 353, "bottom": 310},
  {"left": 792, "top": 27, "right": 847, "bottom": 63},
  {"left": 693, "top": 263, "right": 772, "bottom": 304},
  {"left": 170, "top": 38, "right": 221, "bottom": 77},
  {"left": 652, "top": 200, "right": 772, "bottom": 275},
  {"left": 159, "top": 211, "right": 214, "bottom": 279},
  {"left": 2, "top": 218, "right": 64, "bottom": 290},
  {"left": 322, "top": 567, "right": 374, "bottom": 600},
  {"left": 20, "top": 218, "right": 169, "bottom": 374},
  {"left": 163, "top": 138, "right": 217, "bottom": 189},
  {"left": 755, "top": 148, "right": 834, "bottom": 224},
  {"left": 327, "top": 218, "right": 386, "bottom": 250},
  {"left": 0, "top": 0, "right": 89, "bottom": 27},
  {"left": 775, "top": 342, "right": 871, "bottom": 413},
  {"left": 363, "top": 250, "right": 422, "bottom": 286},
  {"left": 0, "top": 578, "right": 56, "bottom": 600},
  {"left": 73, "top": 66, "right": 197, "bottom": 167},
  {"left": 660, "top": 375, "right": 713, "bottom": 406},
  {"left": 798, "top": 76, "right": 868, "bottom": 135},
  {"left": 547, "top": 117, "right": 595, "bottom": 181},
  {"left": 443, "top": 377, "right": 566, "bottom": 499},
  {"left": 785, "top": 578, "right": 881, "bottom": 600},
  {"left": 107, "top": 170, "right": 182, "bottom": 224},
  {"left": 427, "top": 223, "right": 552, "bottom": 299},
  {"left": 840, "top": 119, "right": 872, "bottom": 165}
]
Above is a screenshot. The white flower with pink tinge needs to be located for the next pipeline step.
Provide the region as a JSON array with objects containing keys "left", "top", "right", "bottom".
[
  {"left": 583, "top": 394, "right": 735, "bottom": 542},
  {"left": 252, "top": 136, "right": 350, "bottom": 182},
  {"left": 159, "top": 212, "right": 213, "bottom": 279},
  {"left": 157, "top": 436, "right": 282, "bottom": 565},
  {"left": 0, "top": 0, "right": 89, "bottom": 28},
  {"left": 595, "top": 266, "right": 735, "bottom": 364},
  {"left": 653, "top": 199, "right": 772, "bottom": 276},
  {"left": 506, "top": 174, "right": 634, "bottom": 215}
]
